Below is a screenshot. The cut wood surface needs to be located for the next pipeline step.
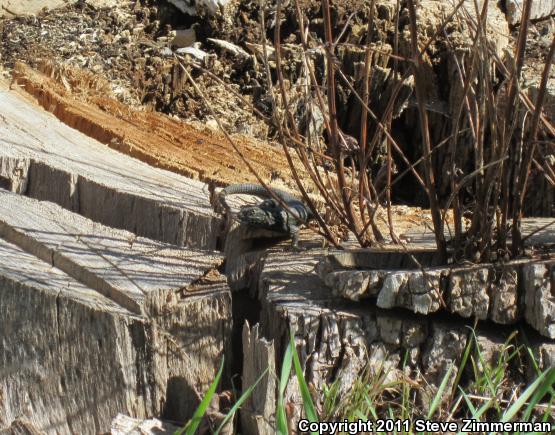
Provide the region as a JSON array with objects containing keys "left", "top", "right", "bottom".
[
  {"left": 0, "top": 189, "right": 222, "bottom": 315},
  {"left": 237, "top": 245, "right": 555, "bottom": 430},
  {"left": 0, "top": 206, "right": 232, "bottom": 433},
  {"left": 0, "top": 1, "right": 553, "bottom": 434},
  {"left": 0, "top": 79, "right": 235, "bottom": 434},
  {"left": 0, "top": 89, "right": 220, "bottom": 250},
  {"left": 110, "top": 414, "right": 179, "bottom": 435},
  {"left": 0, "top": 0, "right": 118, "bottom": 18},
  {"left": 11, "top": 64, "right": 305, "bottom": 191},
  {"left": 0, "top": 237, "right": 147, "bottom": 434}
]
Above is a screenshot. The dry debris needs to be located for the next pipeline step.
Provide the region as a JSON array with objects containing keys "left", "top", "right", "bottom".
[{"left": 0, "top": 0, "right": 553, "bottom": 214}]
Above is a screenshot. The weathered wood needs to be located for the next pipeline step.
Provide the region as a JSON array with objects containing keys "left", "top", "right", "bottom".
[
  {"left": 241, "top": 322, "right": 276, "bottom": 435},
  {"left": 110, "top": 414, "right": 179, "bottom": 434},
  {"left": 229, "top": 244, "right": 555, "bottom": 431},
  {"left": 505, "top": 0, "right": 555, "bottom": 24},
  {"left": 0, "top": 189, "right": 223, "bottom": 315},
  {"left": 0, "top": 237, "right": 148, "bottom": 434},
  {"left": 0, "top": 418, "right": 42, "bottom": 435},
  {"left": 0, "top": 90, "right": 220, "bottom": 250},
  {"left": 523, "top": 261, "right": 555, "bottom": 338},
  {"left": 0, "top": 194, "right": 232, "bottom": 433},
  {"left": 223, "top": 220, "right": 287, "bottom": 293},
  {"left": 318, "top": 251, "right": 555, "bottom": 337}
]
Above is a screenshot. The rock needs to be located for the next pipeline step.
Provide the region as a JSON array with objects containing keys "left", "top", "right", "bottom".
[{"left": 505, "top": 0, "right": 555, "bottom": 25}]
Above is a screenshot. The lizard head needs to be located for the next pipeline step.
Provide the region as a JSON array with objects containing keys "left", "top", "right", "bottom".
[{"left": 237, "top": 199, "right": 286, "bottom": 231}]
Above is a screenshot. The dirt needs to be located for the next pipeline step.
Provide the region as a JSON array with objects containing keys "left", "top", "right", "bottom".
[{"left": 522, "top": 19, "right": 555, "bottom": 82}]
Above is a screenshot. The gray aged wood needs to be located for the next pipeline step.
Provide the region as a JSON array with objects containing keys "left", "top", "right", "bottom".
[
  {"left": 0, "top": 418, "right": 42, "bottom": 435},
  {"left": 523, "top": 260, "right": 555, "bottom": 338},
  {"left": 317, "top": 252, "right": 555, "bottom": 337},
  {"left": 0, "top": 189, "right": 223, "bottom": 315},
  {"left": 0, "top": 90, "right": 220, "bottom": 250},
  {"left": 241, "top": 322, "right": 276, "bottom": 435},
  {"left": 505, "top": 0, "right": 555, "bottom": 24},
  {"left": 0, "top": 198, "right": 232, "bottom": 434},
  {"left": 111, "top": 414, "right": 179, "bottom": 434},
  {"left": 229, "top": 243, "right": 555, "bottom": 432},
  {"left": 0, "top": 237, "right": 147, "bottom": 434}
]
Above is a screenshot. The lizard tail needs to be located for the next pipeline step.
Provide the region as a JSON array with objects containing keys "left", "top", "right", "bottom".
[{"left": 220, "top": 183, "right": 300, "bottom": 202}]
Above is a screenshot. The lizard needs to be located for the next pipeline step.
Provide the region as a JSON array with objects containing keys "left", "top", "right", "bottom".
[{"left": 217, "top": 183, "right": 313, "bottom": 249}]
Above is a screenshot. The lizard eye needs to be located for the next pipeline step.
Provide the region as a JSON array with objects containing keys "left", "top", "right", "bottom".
[{"left": 260, "top": 199, "right": 278, "bottom": 208}]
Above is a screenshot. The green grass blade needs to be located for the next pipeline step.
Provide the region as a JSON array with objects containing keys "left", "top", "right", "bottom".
[
  {"left": 280, "top": 343, "right": 293, "bottom": 397},
  {"left": 276, "top": 342, "right": 293, "bottom": 435},
  {"left": 175, "top": 358, "right": 224, "bottom": 435},
  {"left": 459, "top": 387, "right": 477, "bottom": 416},
  {"left": 290, "top": 330, "right": 319, "bottom": 427},
  {"left": 354, "top": 410, "right": 367, "bottom": 420},
  {"left": 427, "top": 363, "right": 454, "bottom": 419},
  {"left": 522, "top": 367, "right": 555, "bottom": 421},
  {"left": 499, "top": 368, "right": 549, "bottom": 424},
  {"left": 452, "top": 329, "right": 474, "bottom": 396},
  {"left": 455, "top": 388, "right": 495, "bottom": 435},
  {"left": 364, "top": 396, "right": 379, "bottom": 420},
  {"left": 214, "top": 367, "right": 269, "bottom": 435}
]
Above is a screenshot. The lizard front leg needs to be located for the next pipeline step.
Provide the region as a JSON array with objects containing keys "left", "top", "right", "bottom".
[{"left": 290, "top": 225, "right": 306, "bottom": 251}]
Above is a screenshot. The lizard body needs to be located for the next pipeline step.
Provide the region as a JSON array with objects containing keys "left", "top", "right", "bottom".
[{"left": 219, "top": 183, "right": 313, "bottom": 249}]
